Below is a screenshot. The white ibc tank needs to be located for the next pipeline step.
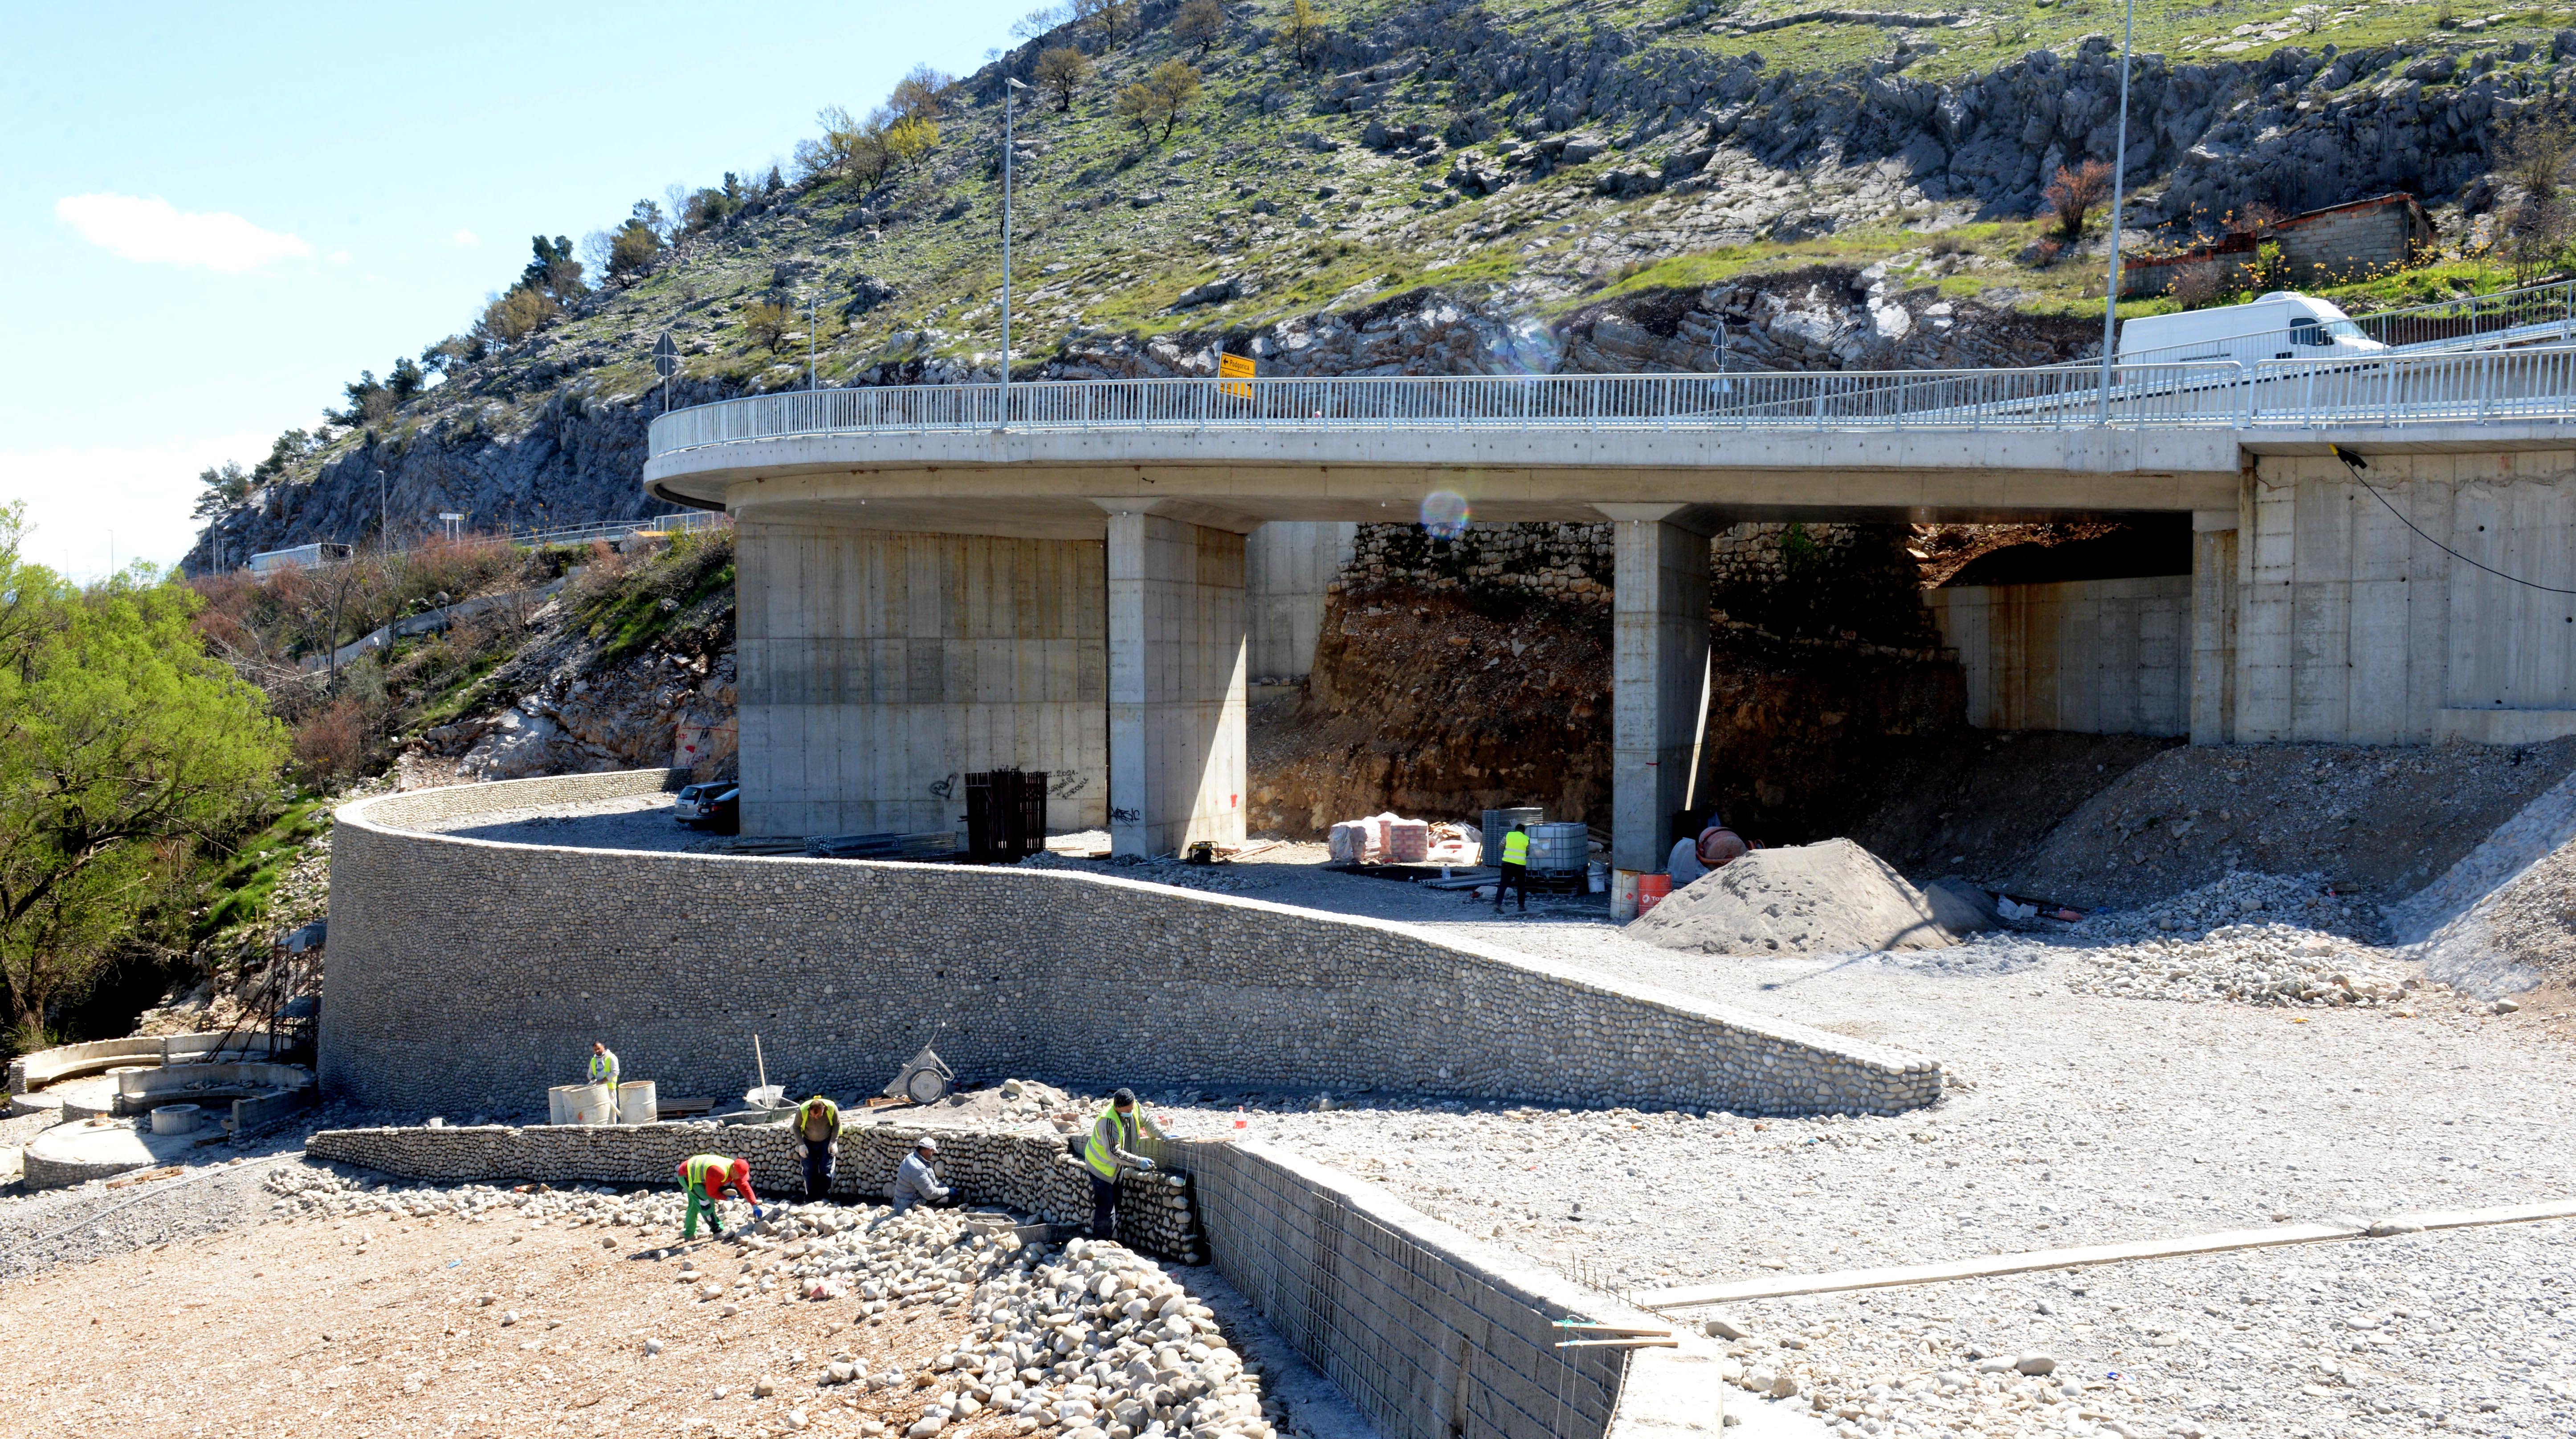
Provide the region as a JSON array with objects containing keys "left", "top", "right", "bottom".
[{"left": 616, "top": 1081, "right": 658, "bottom": 1125}]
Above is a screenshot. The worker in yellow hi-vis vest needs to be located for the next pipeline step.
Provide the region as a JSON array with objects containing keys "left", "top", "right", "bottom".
[
  {"left": 677, "top": 1154, "right": 762, "bottom": 1240},
  {"left": 1492, "top": 822, "right": 1531, "bottom": 914},
  {"left": 1083, "top": 1089, "right": 1169, "bottom": 1240}
]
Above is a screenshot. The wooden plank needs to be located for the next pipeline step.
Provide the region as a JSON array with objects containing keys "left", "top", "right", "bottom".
[
  {"left": 1636, "top": 1223, "right": 2360, "bottom": 1310},
  {"left": 1637, "top": 1199, "right": 2576, "bottom": 1312}
]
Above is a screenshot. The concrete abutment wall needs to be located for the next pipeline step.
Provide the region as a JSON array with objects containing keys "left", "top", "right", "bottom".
[{"left": 737, "top": 523, "right": 1109, "bottom": 837}]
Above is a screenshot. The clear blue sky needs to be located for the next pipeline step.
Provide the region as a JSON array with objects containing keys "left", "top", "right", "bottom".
[{"left": 0, "top": 1, "right": 1036, "bottom": 581}]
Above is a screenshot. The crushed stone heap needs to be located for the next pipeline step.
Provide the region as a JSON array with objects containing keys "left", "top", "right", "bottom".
[{"left": 1627, "top": 837, "right": 1977, "bottom": 956}]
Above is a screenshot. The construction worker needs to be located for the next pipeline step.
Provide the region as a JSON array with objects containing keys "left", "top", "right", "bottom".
[
  {"left": 587, "top": 1041, "right": 621, "bottom": 1124},
  {"left": 1082, "top": 1089, "right": 1167, "bottom": 1240},
  {"left": 677, "top": 1153, "right": 762, "bottom": 1240},
  {"left": 1492, "top": 822, "right": 1531, "bottom": 913},
  {"left": 889, "top": 1136, "right": 955, "bottom": 1214},
  {"left": 794, "top": 1093, "right": 841, "bottom": 1202}
]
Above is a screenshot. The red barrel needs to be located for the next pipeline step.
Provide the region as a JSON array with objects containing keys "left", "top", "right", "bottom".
[{"left": 1637, "top": 873, "right": 1674, "bottom": 914}]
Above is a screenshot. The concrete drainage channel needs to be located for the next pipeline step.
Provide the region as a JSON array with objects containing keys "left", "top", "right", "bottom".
[
  {"left": 302, "top": 1118, "right": 1737, "bottom": 1439},
  {"left": 8, "top": 1034, "right": 317, "bottom": 1190}
]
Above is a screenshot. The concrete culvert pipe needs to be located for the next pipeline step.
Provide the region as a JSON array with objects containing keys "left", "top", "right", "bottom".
[{"left": 150, "top": 1103, "right": 201, "bottom": 1135}]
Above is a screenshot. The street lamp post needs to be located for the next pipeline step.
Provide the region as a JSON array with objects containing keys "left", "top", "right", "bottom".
[
  {"left": 1002, "top": 75, "right": 1028, "bottom": 423},
  {"left": 2099, "top": 0, "right": 2138, "bottom": 424}
]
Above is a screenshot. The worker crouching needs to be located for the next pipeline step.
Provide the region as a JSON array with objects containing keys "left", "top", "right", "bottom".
[
  {"left": 795, "top": 1093, "right": 840, "bottom": 1202},
  {"left": 678, "top": 1154, "right": 762, "bottom": 1240},
  {"left": 890, "top": 1136, "right": 956, "bottom": 1215}
]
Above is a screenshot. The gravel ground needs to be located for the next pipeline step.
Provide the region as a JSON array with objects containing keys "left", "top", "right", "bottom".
[{"left": 993, "top": 853, "right": 2576, "bottom": 1439}]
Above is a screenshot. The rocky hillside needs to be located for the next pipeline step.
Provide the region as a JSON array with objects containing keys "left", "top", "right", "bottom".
[{"left": 187, "top": 0, "right": 2561, "bottom": 564}]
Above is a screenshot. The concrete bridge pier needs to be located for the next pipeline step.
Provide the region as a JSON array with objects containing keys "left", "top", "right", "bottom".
[
  {"left": 1100, "top": 506, "right": 1250, "bottom": 859},
  {"left": 2191, "top": 508, "right": 2241, "bottom": 744},
  {"left": 1604, "top": 505, "right": 1718, "bottom": 874}
]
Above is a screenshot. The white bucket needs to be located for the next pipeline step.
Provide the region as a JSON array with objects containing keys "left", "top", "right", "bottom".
[
  {"left": 151, "top": 1103, "right": 201, "bottom": 1135},
  {"left": 548, "top": 1083, "right": 615, "bottom": 1126},
  {"left": 617, "top": 1080, "right": 658, "bottom": 1125},
  {"left": 1587, "top": 859, "right": 1609, "bottom": 894}
]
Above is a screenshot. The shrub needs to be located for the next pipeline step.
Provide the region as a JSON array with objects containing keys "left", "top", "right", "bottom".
[
  {"left": 291, "top": 697, "right": 370, "bottom": 785},
  {"left": 1036, "top": 45, "right": 1092, "bottom": 111},
  {"left": 2043, "top": 159, "right": 2114, "bottom": 240},
  {"left": 885, "top": 115, "right": 940, "bottom": 171},
  {"left": 889, "top": 64, "right": 955, "bottom": 122},
  {"left": 1174, "top": 0, "right": 1223, "bottom": 53},
  {"left": 2500, "top": 114, "right": 2573, "bottom": 204},
  {"left": 1113, "top": 59, "right": 1204, "bottom": 143},
  {"left": 474, "top": 285, "right": 561, "bottom": 346},
  {"left": 1276, "top": 0, "right": 1326, "bottom": 67},
  {"left": 2168, "top": 260, "right": 2227, "bottom": 309},
  {"left": 607, "top": 215, "right": 663, "bottom": 282},
  {"left": 740, "top": 300, "right": 795, "bottom": 353}
]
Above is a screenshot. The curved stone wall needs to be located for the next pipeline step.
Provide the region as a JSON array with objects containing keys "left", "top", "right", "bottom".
[{"left": 321, "top": 770, "right": 1941, "bottom": 1117}]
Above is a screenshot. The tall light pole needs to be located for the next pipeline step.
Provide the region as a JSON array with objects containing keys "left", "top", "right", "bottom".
[
  {"left": 807, "top": 292, "right": 820, "bottom": 391},
  {"left": 2099, "top": 0, "right": 2137, "bottom": 423},
  {"left": 1002, "top": 75, "right": 1028, "bottom": 422}
]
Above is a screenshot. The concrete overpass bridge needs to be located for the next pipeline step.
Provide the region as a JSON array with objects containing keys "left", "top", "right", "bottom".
[{"left": 645, "top": 346, "right": 2576, "bottom": 871}]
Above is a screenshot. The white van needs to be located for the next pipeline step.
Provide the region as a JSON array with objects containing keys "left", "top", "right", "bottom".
[{"left": 2116, "top": 292, "right": 2389, "bottom": 368}]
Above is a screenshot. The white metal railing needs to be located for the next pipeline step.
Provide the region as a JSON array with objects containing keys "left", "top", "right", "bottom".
[
  {"left": 647, "top": 348, "right": 2576, "bottom": 458},
  {"left": 508, "top": 510, "right": 729, "bottom": 549}
]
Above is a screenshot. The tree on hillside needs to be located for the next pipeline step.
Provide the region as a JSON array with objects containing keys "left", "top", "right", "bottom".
[
  {"left": 0, "top": 505, "right": 288, "bottom": 1049},
  {"left": 889, "top": 64, "right": 956, "bottom": 122},
  {"left": 1114, "top": 59, "right": 1205, "bottom": 144},
  {"left": 1174, "top": 0, "right": 1224, "bottom": 55},
  {"left": 1035, "top": 45, "right": 1093, "bottom": 111},
  {"left": 386, "top": 356, "right": 427, "bottom": 404},
  {"left": 1276, "top": 0, "right": 1326, "bottom": 68},
  {"left": 740, "top": 300, "right": 796, "bottom": 354},
  {"left": 192, "top": 462, "right": 250, "bottom": 517},
  {"left": 885, "top": 114, "right": 941, "bottom": 171},
  {"left": 2042, "top": 159, "right": 2113, "bottom": 240},
  {"left": 473, "top": 285, "right": 561, "bottom": 347},
  {"left": 519, "top": 235, "right": 588, "bottom": 304},
  {"left": 2500, "top": 114, "right": 2573, "bottom": 203},
  {"left": 1074, "top": 0, "right": 1136, "bottom": 45},
  {"left": 607, "top": 212, "right": 664, "bottom": 282},
  {"left": 1012, "top": 5, "right": 1067, "bottom": 40}
]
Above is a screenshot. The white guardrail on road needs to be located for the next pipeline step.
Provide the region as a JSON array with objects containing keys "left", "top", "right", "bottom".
[{"left": 648, "top": 347, "right": 2576, "bottom": 457}]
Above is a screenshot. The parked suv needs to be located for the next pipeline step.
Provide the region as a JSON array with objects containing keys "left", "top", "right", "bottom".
[{"left": 673, "top": 781, "right": 741, "bottom": 834}]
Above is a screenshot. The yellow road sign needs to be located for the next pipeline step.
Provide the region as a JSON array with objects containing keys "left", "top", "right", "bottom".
[{"left": 1219, "top": 352, "right": 1255, "bottom": 398}]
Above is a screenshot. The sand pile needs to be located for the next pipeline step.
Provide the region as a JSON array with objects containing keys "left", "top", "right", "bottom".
[{"left": 1627, "top": 837, "right": 1981, "bottom": 955}]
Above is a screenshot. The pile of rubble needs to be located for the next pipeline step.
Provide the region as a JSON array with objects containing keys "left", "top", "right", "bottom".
[
  {"left": 1708, "top": 1315, "right": 2151, "bottom": 1439},
  {"left": 2070, "top": 869, "right": 2387, "bottom": 945},
  {"left": 2064, "top": 924, "right": 2443, "bottom": 1009}
]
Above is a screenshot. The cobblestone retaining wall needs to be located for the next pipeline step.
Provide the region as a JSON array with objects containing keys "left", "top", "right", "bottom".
[
  {"left": 322, "top": 770, "right": 1941, "bottom": 1119},
  {"left": 304, "top": 1120, "right": 1202, "bottom": 1259},
  {"left": 303, "top": 1118, "right": 1681, "bottom": 1439}
]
